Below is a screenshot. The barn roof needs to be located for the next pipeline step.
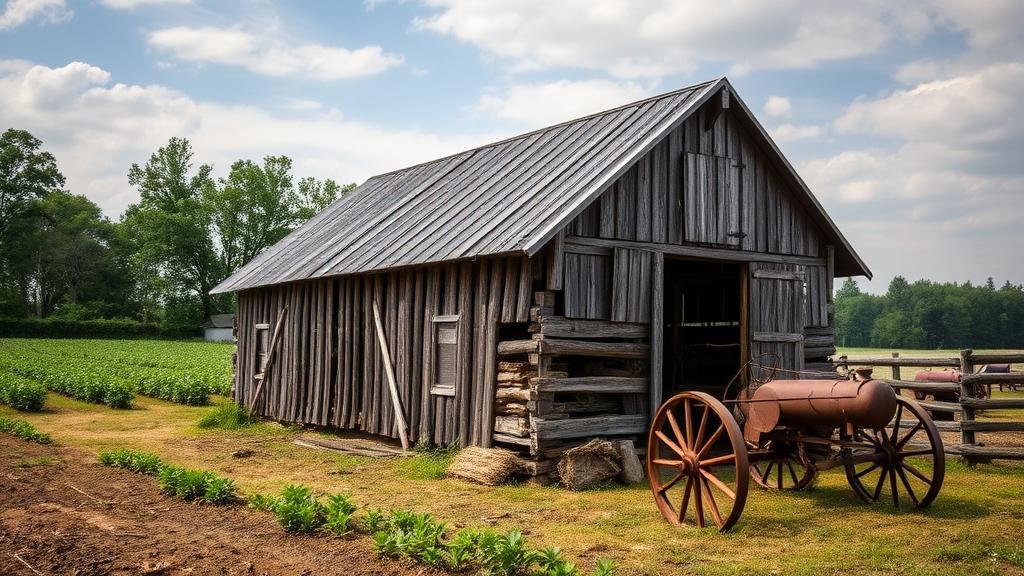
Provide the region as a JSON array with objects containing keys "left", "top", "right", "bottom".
[
  {"left": 202, "top": 313, "right": 234, "bottom": 329},
  {"left": 212, "top": 78, "right": 868, "bottom": 294}
]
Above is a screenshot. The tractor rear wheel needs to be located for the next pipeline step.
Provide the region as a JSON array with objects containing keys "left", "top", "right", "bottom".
[
  {"left": 843, "top": 396, "right": 945, "bottom": 508},
  {"left": 647, "top": 391, "right": 749, "bottom": 531}
]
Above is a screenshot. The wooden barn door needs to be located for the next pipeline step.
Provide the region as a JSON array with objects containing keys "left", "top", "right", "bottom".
[
  {"left": 748, "top": 263, "right": 805, "bottom": 381},
  {"left": 683, "top": 153, "right": 742, "bottom": 247}
]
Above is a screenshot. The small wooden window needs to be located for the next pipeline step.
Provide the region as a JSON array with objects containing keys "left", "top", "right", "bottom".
[
  {"left": 255, "top": 323, "right": 270, "bottom": 375},
  {"left": 431, "top": 315, "right": 459, "bottom": 396}
]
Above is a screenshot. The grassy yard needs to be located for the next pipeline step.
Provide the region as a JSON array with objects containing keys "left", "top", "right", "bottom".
[
  {"left": 2, "top": 342, "right": 1023, "bottom": 574},
  {"left": 3, "top": 387, "right": 1024, "bottom": 575}
]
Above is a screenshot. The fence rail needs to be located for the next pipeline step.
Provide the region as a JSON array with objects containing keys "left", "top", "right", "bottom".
[{"left": 834, "top": 349, "right": 1024, "bottom": 462}]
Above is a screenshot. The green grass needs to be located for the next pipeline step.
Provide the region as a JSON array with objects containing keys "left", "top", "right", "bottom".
[
  {"left": 3, "top": 341, "right": 1024, "bottom": 575},
  {"left": 197, "top": 401, "right": 257, "bottom": 430},
  {"left": 395, "top": 447, "right": 456, "bottom": 480}
]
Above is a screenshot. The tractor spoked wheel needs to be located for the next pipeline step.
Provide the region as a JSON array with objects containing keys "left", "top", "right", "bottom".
[
  {"left": 646, "top": 391, "right": 750, "bottom": 531},
  {"left": 844, "top": 396, "right": 945, "bottom": 508},
  {"left": 750, "top": 442, "right": 816, "bottom": 491}
]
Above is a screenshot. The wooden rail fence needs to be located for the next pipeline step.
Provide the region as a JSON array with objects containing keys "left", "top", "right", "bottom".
[{"left": 835, "top": 350, "right": 1024, "bottom": 462}]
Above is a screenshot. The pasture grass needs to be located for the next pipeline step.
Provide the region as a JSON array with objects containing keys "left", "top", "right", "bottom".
[{"left": 2, "top": 344, "right": 1023, "bottom": 574}]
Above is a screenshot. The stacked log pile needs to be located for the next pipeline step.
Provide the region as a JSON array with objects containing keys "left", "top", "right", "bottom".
[{"left": 492, "top": 291, "right": 650, "bottom": 483}]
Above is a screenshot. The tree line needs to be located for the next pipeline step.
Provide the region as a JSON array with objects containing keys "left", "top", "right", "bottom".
[
  {"left": 0, "top": 128, "right": 354, "bottom": 330},
  {"left": 834, "top": 276, "right": 1024, "bottom": 349}
]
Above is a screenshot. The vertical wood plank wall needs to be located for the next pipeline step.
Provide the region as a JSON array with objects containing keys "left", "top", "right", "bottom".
[
  {"left": 562, "top": 99, "right": 829, "bottom": 325},
  {"left": 235, "top": 255, "right": 533, "bottom": 446}
]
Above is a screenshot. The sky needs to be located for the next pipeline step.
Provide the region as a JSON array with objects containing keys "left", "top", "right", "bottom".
[{"left": 1, "top": 0, "right": 1022, "bottom": 292}]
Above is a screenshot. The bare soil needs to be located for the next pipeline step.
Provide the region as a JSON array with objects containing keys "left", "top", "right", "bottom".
[{"left": 0, "top": 436, "right": 430, "bottom": 576}]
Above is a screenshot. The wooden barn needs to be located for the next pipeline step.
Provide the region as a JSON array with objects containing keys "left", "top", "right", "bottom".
[{"left": 211, "top": 77, "right": 870, "bottom": 472}]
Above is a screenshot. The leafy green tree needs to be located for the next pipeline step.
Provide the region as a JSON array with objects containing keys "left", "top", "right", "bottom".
[
  {"left": 206, "top": 157, "right": 353, "bottom": 271},
  {"left": 0, "top": 129, "right": 65, "bottom": 243},
  {"left": 123, "top": 138, "right": 225, "bottom": 321},
  {"left": 1, "top": 191, "right": 129, "bottom": 318},
  {"left": 294, "top": 176, "right": 352, "bottom": 220},
  {"left": 206, "top": 156, "right": 296, "bottom": 271}
]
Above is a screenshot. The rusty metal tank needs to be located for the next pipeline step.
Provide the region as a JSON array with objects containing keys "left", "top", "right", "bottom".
[
  {"left": 743, "top": 375, "right": 898, "bottom": 443},
  {"left": 914, "top": 369, "right": 961, "bottom": 383}
]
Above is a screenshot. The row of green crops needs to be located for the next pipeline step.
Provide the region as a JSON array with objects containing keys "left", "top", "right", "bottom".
[
  {"left": 0, "top": 416, "right": 51, "bottom": 443},
  {"left": 1, "top": 355, "right": 134, "bottom": 408},
  {"left": 0, "top": 339, "right": 234, "bottom": 408},
  {"left": 99, "top": 448, "right": 236, "bottom": 504},
  {"left": 0, "top": 369, "right": 47, "bottom": 411},
  {"left": 249, "top": 485, "right": 618, "bottom": 576},
  {"left": 97, "top": 444, "right": 619, "bottom": 576}
]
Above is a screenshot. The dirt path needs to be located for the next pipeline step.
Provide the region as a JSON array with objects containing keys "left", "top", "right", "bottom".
[{"left": 0, "top": 436, "right": 430, "bottom": 576}]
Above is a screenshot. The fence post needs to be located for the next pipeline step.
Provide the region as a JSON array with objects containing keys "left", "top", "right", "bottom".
[
  {"left": 959, "top": 349, "right": 975, "bottom": 453},
  {"left": 891, "top": 352, "right": 901, "bottom": 382}
]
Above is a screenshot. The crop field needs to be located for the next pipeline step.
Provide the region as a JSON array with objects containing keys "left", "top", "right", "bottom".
[
  {"left": 0, "top": 338, "right": 233, "bottom": 409},
  {"left": 1, "top": 341, "right": 1023, "bottom": 575}
]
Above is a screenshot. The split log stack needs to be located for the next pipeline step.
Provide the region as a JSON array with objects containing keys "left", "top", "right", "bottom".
[{"left": 492, "top": 290, "right": 650, "bottom": 483}]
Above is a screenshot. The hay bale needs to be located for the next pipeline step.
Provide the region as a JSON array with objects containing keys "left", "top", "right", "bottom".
[
  {"left": 447, "top": 446, "right": 520, "bottom": 486},
  {"left": 557, "top": 439, "right": 622, "bottom": 491}
]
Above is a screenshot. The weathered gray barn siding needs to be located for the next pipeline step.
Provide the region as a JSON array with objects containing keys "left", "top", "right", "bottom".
[
  {"left": 565, "top": 103, "right": 824, "bottom": 257},
  {"left": 235, "top": 255, "right": 534, "bottom": 447},
  {"left": 561, "top": 98, "right": 831, "bottom": 338}
]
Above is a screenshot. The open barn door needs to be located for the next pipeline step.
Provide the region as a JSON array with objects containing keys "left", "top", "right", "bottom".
[{"left": 748, "top": 263, "right": 805, "bottom": 381}]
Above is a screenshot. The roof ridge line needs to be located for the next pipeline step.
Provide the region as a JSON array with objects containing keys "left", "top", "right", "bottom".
[{"left": 367, "top": 78, "right": 722, "bottom": 181}]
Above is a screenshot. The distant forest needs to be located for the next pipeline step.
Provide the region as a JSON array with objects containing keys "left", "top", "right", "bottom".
[
  {"left": 0, "top": 128, "right": 354, "bottom": 332},
  {"left": 834, "top": 277, "right": 1024, "bottom": 349}
]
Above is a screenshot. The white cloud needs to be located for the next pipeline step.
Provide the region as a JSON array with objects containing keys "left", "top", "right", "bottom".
[
  {"left": 770, "top": 123, "right": 822, "bottom": 143},
  {"left": 415, "top": 0, "right": 934, "bottom": 78},
  {"left": 803, "top": 60, "right": 1024, "bottom": 286},
  {"left": 836, "top": 62, "right": 1023, "bottom": 173},
  {"left": 98, "top": 0, "right": 191, "bottom": 8},
  {"left": 763, "top": 95, "right": 791, "bottom": 118},
  {"left": 474, "top": 79, "right": 650, "bottom": 128},
  {"left": 0, "top": 0, "right": 70, "bottom": 30},
  {"left": 148, "top": 26, "right": 404, "bottom": 81},
  {"left": 0, "top": 60, "right": 493, "bottom": 217},
  {"left": 929, "top": 0, "right": 1024, "bottom": 53}
]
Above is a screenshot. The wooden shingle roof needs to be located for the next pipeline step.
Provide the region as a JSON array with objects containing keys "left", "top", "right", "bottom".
[{"left": 212, "top": 78, "right": 867, "bottom": 294}]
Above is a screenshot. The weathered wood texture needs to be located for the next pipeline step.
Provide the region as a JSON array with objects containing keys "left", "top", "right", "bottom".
[
  {"left": 563, "top": 252, "right": 612, "bottom": 320},
  {"left": 611, "top": 248, "right": 653, "bottom": 323},
  {"left": 566, "top": 103, "right": 824, "bottom": 258},
  {"left": 749, "top": 262, "right": 805, "bottom": 379},
  {"left": 234, "top": 255, "right": 533, "bottom": 447}
]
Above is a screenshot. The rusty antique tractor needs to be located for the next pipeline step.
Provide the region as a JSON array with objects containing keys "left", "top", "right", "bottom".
[{"left": 646, "top": 367, "right": 945, "bottom": 531}]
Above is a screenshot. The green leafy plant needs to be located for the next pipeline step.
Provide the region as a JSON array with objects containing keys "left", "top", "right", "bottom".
[
  {"left": 0, "top": 416, "right": 50, "bottom": 444},
  {"left": 324, "top": 494, "right": 357, "bottom": 535},
  {"left": 0, "top": 371, "right": 46, "bottom": 411},
  {"left": 156, "top": 465, "right": 236, "bottom": 503},
  {"left": 203, "top": 475, "right": 237, "bottom": 504},
  {"left": 373, "top": 530, "right": 401, "bottom": 558},
  {"left": 590, "top": 559, "right": 617, "bottom": 576},
  {"left": 99, "top": 448, "right": 163, "bottom": 475},
  {"left": 535, "top": 546, "right": 579, "bottom": 576},
  {"left": 274, "top": 484, "right": 326, "bottom": 533},
  {"left": 479, "top": 530, "right": 538, "bottom": 576},
  {"left": 361, "top": 507, "right": 385, "bottom": 533},
  {"left": 445, "top": 528, "right": 483, "bottom": 571},
  {"left": 248, "top": 492, "right": 277, "bottom": 512}
]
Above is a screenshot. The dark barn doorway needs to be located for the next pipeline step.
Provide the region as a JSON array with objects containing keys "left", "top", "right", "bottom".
[{"left": 662, "top": 259, "right": 743, "bottom": 398}]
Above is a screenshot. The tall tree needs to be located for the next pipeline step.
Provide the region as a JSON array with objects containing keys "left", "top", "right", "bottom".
[
  {"left": 207, "top": 157, "right": 353, "bottom": 271},
  {"left": 293, "top": 176, "right": 351, "bottom": 220},
  {"left": 0, "top": 129, "right": 65, "bottom": 244},
  {"left": 206, "top": 156, "right": 296, "bottom": 271},
  {"left": 123, "top": 138, "right": 224, "bottom": 320}
]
